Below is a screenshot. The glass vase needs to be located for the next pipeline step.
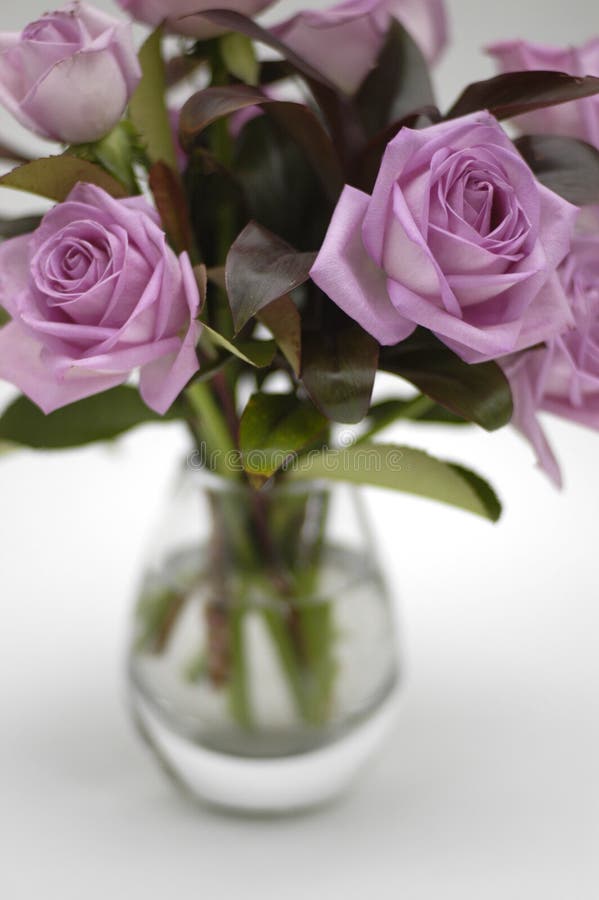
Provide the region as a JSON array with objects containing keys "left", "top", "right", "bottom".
[{"left": 127, "top": 466, "right": 400, "bottom": 814}]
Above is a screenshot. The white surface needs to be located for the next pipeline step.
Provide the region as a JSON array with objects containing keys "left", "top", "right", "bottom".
[
  {"left": 133, "top": 682, "right": 399, "bottom": 812},
  {"left": 1, "top": 0, "right": 598, "bottom": 897}
]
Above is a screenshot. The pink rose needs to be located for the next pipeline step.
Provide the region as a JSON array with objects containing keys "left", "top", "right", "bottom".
[
  {"left": 116, "top": 0, "right": 277, "bottom": 38},
  {"left": 271, "top": 0, "right": 448, "bottom": 95},
  {"left": 504, "top": 208, "right": 599, "bottom": 486},
  {"left": 0, "top": 2, "right": 141, "bottom": 144},
  {"left": 0, "top": 183, "right": 201, "bottom": 415},
  {"left": 311, "top": 111, "right": 577, "bottom": 363},
  {"left": 487, "top": 38, "right": 599, "bottom": 149}
]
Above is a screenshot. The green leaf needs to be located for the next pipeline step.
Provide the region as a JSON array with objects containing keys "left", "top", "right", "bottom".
[
  {"left": 226, "top": 221, "right": 315, "bottom": 332},
  {"left": 514, "top": 134, "right": 599, "bottom": 206},
  {"left": 447, "top": 462, "right": 502, "bottom": 523},
  {"left": 289, "top": 443, "right": 501, "bottom": 521},
  {"left": 446, "top": 70, "right": 599, "bottom": 121},
  {"left": 239, "top": 392, "right": 328, "bottom": 477},
  {"left": 302, "top": 311, "right": 379, "bottom": 424},
  {"left": 67, "top": 121, "right": 143, "bottom": 194},
  {"left": 200, "top": 322, "right": 276, "bottom": 367},
  {"left": 0, "top": 141, "right": 29, "bottom": 163},
  {"left": 129, "top": 27, "right": 178, "bottom": 170},
  {"left": 0, "top": 387, "right": 182, "bottom": 450},
  {"left": 0, "top": 155, "right": 127, "bottom": 202},
  {"left": 380, "top": 330, "right": 513, "bottom": 431},
  {"left": 360, "top": 396, "right": 468, "bottom": 441},
  {"left": 220, "top": 32, "right": 259, "bottom": 86},
  {"left": 354, "top": 19, "right": 435, "bottom": 135},
  {"left": 0, "top": 215, "right": 41, "bottom": 240},
  {"left": 258, "top": 295, "right": 301, "bottom": 376}
]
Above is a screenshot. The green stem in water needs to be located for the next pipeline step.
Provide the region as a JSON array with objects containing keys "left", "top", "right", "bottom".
[
  {"left": 228, "top": 601, "right": 253, "bottom": 729},
  {"left": 260, "top": 605, "right": 312, "bottom": 722},
  {"left": 260, "top": 599, "right": 336, "bottom": 727}
]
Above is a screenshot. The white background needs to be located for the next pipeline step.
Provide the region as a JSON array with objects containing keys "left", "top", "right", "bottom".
[{"left": 1, "top": 1, "right": 598, "bottom": 897}]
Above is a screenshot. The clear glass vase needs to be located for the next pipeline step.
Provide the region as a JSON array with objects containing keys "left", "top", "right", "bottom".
[{"left": 128, "top": 466, "right": 401, "bottom": 814}]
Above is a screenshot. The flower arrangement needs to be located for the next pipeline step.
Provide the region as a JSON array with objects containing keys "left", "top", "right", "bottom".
[
  {"left": 1, "top": 0, "right": 598, "bottom": 809},
  {"left": 1, "top": 0, "right": 598, "bottom": 500}
]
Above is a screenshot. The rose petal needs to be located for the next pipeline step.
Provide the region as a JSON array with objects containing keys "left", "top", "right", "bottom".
[
  {"left": 0, "top": 234, "right": 32, "bottom": 318},
  {"left": 21, "top": 49, "right": 129, "bottom": 143},
  {"left": 502, "top": 351, "right": 563, "bottom": 487},
  {"left": 139, "top": 252, "right": 201, "bottom": 414},
  {"left": 310, "top": 185, "right": 415, "bottom": 346},
  {"left": 0, "top": 321, "right": 125, "bottom": 414}
]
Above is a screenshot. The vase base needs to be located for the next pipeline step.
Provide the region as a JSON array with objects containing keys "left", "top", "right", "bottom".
[{"left": 130, "top": 685, "right": 400, "bottom": 815}]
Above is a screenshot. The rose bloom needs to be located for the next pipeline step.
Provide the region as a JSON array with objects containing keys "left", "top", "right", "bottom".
[
  {"left": 116, "top": 0, "right": 276, "bottom": 38},
  {"left": 311, "top": 111, "right": 577, "bottom": 364},
  {"left": 271, "top": 0, "right": 448, "bottom": 95},
  {"left": 487, "top": 38, "right": 599, "bottom": 149},
  {"left": 0, "top": 183, "right": 201, "bottom": 415},
  {"left": 504, "top": 208, "right": 599, "bottom": 486},
  {"left": 0, "top": 2, "right": 141, "bottom": 144}
]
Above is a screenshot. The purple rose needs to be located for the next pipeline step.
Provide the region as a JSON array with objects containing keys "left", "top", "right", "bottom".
[
  {"left": 487, "top": 38, "right": 599, "bottom": 149},
  {"left": 271, "top": 0, "right": 448, "bottom": 95},
  {"left": 0, "top": 2, "right": 141, "bottom": 144},
  {"left": 504, "top": 208, "right": 599, "bottom": 486},
  {"left": 0, "top": 183, "right": 201, "bottom": 415},
  {"left": 311, "top": 111, "right": 577, "bottom": 363},
  {"left": 116, "top": 0, "right": 276, "bottom": 38}
]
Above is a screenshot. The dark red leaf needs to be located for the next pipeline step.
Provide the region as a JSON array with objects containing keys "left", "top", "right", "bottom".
[
  {"left": 515, "top": 134, "right": 599, "bottom": 205},
  {"left": 258, "top": 296, "right": 302, "bottom": 376},
  {"left": 165, "top": 53, "right": 205, "bottom": 87},
  {"left": 148, "top": 162, "right": 194, "bottom": 254},
  {"left": 179, "top": 84, "right": 343, "bottom": 197},
  {"left": 301, "top": 310, "right": 379, "bottom": 424},
  {"left": 354, "top": 19, "right": 436, "bottom": 136},
  {"left": 446, "top": 70, "right": 599, "bottom": 121},
  {"left": 180, "top": 9, "right": 364, "bottom": 166},
  {"left": 349, "top": 107, "right": 440, "bottom": 192},
  {"left": 380, "top": 330, "right": 513, "bottom": 431},
  {"left": 226, "top": 221, "right": 315, "bottom": 332}
]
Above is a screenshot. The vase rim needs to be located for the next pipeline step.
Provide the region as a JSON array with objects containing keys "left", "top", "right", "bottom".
[{"left": 181, "top": 462, "right": 333, "bottom": 498}]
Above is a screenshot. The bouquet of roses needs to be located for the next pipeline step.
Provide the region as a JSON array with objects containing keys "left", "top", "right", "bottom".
[
  {"left": 1, "top": 0, "right": 598, "bottom": 505},
  {"left": 1, "top": 1, "right": 599, "bottom": 809}
]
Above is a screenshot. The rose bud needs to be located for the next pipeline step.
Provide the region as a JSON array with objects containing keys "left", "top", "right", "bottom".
[
  {"left": 311, "top": 111, "right": 577, "bottom": 364},
  {"left": 0, "top": 2, "right": 141, "bottom": 144},
  {"left": 0, "top": 183, "right": 201, "bottom": 415},
  {"left": 271, "top": 0, "right": 448, "bottom": 95},
  {"left": 487, "top": 38, "right": 599, "bottom": 150},
  {"left": 116, "top": 0, "right": 277, "bottom": 38}
]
